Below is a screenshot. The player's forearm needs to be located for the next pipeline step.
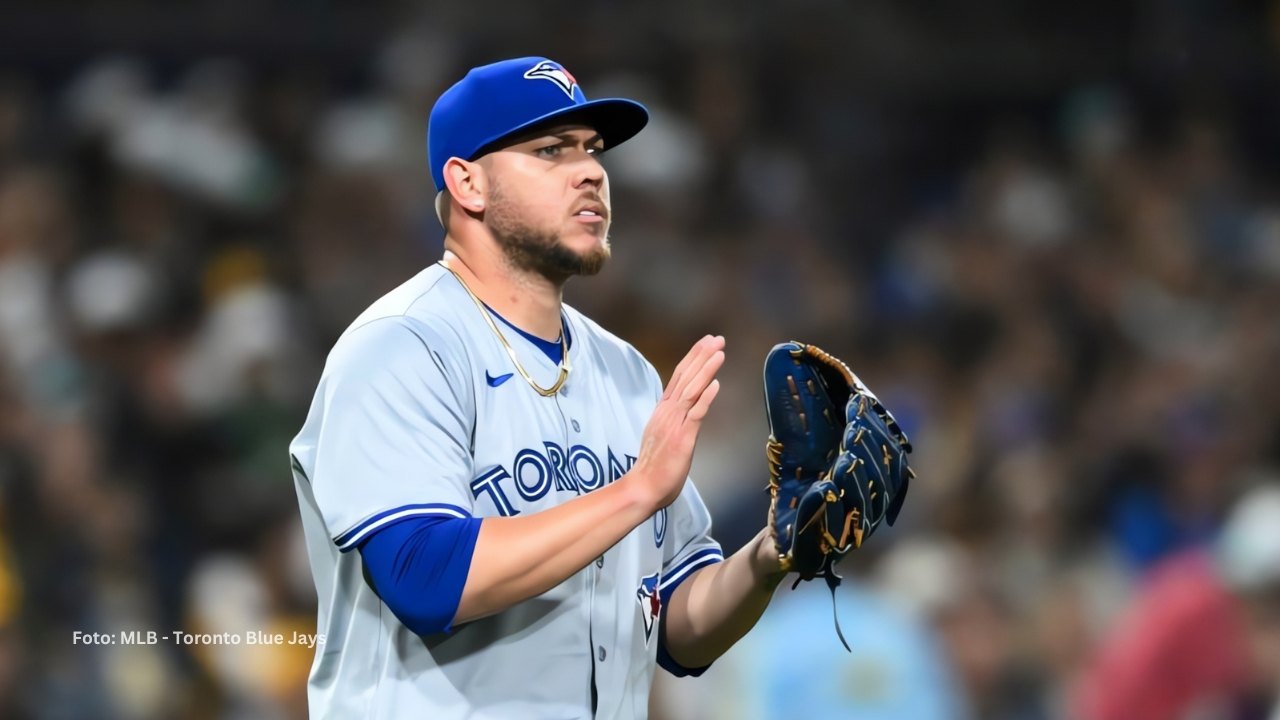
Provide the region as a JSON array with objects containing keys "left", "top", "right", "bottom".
[
  {"left": 661, "top": 527, "right": 785, "bottom": 667},
  {"left": 454, "top": 473, "right": 660, "bottom": 624}
]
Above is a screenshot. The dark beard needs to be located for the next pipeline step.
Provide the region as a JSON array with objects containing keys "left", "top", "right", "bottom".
[
  {"left": 486, "top": 185, "right": 609, "bottom": 279},
  {"left": 493, "top": 228, "right": 609, "bottom": 279}
]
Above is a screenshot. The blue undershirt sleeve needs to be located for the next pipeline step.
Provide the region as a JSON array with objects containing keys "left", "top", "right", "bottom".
[{"left": 356, "top": 514, "right": 483, "bottom": 636}]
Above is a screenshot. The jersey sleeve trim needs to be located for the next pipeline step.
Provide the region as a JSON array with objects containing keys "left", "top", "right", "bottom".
[
  {"left": 658, "top": 547, "right": 724, "bottom": 600},
  {"left": 333, "top": 502, "right": 471, "bottom": 551}
]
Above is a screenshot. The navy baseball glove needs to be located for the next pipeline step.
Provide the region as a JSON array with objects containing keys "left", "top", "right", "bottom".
[{"left": 763, "top": 342, "right": 913, "bottom": 645}]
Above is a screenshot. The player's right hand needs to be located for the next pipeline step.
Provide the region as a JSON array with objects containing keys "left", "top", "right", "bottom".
[{"left": 631, "top": 334, "right": 724, "bottom": 509}]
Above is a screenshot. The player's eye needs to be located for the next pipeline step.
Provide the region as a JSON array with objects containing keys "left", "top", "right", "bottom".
[{"left": 535, "top": 145, "right": 563, "bottom": 158}]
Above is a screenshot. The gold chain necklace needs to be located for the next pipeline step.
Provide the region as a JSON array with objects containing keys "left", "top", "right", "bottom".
[{"left": 440, "top": 261, "right": 571, "bottom": 397}]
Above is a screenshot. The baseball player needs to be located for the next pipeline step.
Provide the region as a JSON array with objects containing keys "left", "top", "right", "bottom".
[
  {"left": 289, "top": 56, "right": 771, "bottom": 719},
  {"left": 289, "top": 56, "right": 912, "bottom": 719}
]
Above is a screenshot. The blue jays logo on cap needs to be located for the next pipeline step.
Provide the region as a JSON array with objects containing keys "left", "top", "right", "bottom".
[
  {"left": 426, "top": 56, "right": 650, "bottom": 193},
  {"left": 523, "top": 61, "right": 578, "bottom": 98}
]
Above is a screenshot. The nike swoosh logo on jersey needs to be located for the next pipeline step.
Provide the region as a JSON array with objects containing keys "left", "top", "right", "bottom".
[{"left": 486, "top": 371, "right": 514, "bottom": 387}]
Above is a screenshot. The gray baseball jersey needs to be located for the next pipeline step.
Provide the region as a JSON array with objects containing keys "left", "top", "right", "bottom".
[{"left": 289, "top": 263, "right": 723, "bottom": 719}]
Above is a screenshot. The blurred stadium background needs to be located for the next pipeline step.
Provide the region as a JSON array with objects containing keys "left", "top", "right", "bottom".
[{"left": 1, "top": 1, "right": 1279, "bottom": 718}]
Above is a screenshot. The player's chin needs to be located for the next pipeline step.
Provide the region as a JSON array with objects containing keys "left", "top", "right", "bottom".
[
  {"left": 559, "top": 235, "right": 610, "bottom": 276},
  {"left": 571, "top": 243, "right": 610, "bottom": 276}
]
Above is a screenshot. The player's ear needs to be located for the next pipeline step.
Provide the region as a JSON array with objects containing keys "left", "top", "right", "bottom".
[{"left": 443, "top": 157, "right": 486, "bottom": 214}]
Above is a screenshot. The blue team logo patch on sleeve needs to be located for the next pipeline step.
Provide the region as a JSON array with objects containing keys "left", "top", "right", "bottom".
[{"left": 636, "top": 571, "right": 661, "bottom": 647}]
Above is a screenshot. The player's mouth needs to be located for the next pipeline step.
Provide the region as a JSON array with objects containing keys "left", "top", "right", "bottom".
[{"left": 572, "top": 201, "right": 608, "bottom": 224}]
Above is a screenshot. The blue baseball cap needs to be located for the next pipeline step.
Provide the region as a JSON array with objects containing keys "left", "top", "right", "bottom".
[{"left": 427, "top": 57, "right": 649, "bottom": 192}]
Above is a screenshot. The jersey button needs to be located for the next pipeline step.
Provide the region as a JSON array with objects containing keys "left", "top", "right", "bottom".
[
  {"left": 595, "top": 555, "right": 604, "bottom": 569},
  {"left": 597, "top": 646, "right": 606, "bottom": 662}
]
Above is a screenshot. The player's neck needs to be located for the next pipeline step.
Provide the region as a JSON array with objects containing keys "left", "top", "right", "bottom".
[{"left": 441, "top": 248, "right": 565, "bottom": 341}]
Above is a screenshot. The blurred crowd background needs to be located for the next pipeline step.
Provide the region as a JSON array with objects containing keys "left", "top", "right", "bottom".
[{"left": 1, "top": 1, "right": 1279, "bottom": 718}]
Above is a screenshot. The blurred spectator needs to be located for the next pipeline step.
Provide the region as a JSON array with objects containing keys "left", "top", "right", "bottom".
[{"left": 1072, "top": 481, "right": 1280, "bottom": 720}]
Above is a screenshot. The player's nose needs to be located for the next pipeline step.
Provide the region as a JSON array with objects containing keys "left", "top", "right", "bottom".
[{"left": 571, "top": 152, "right": 606, "bottom": 189}]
